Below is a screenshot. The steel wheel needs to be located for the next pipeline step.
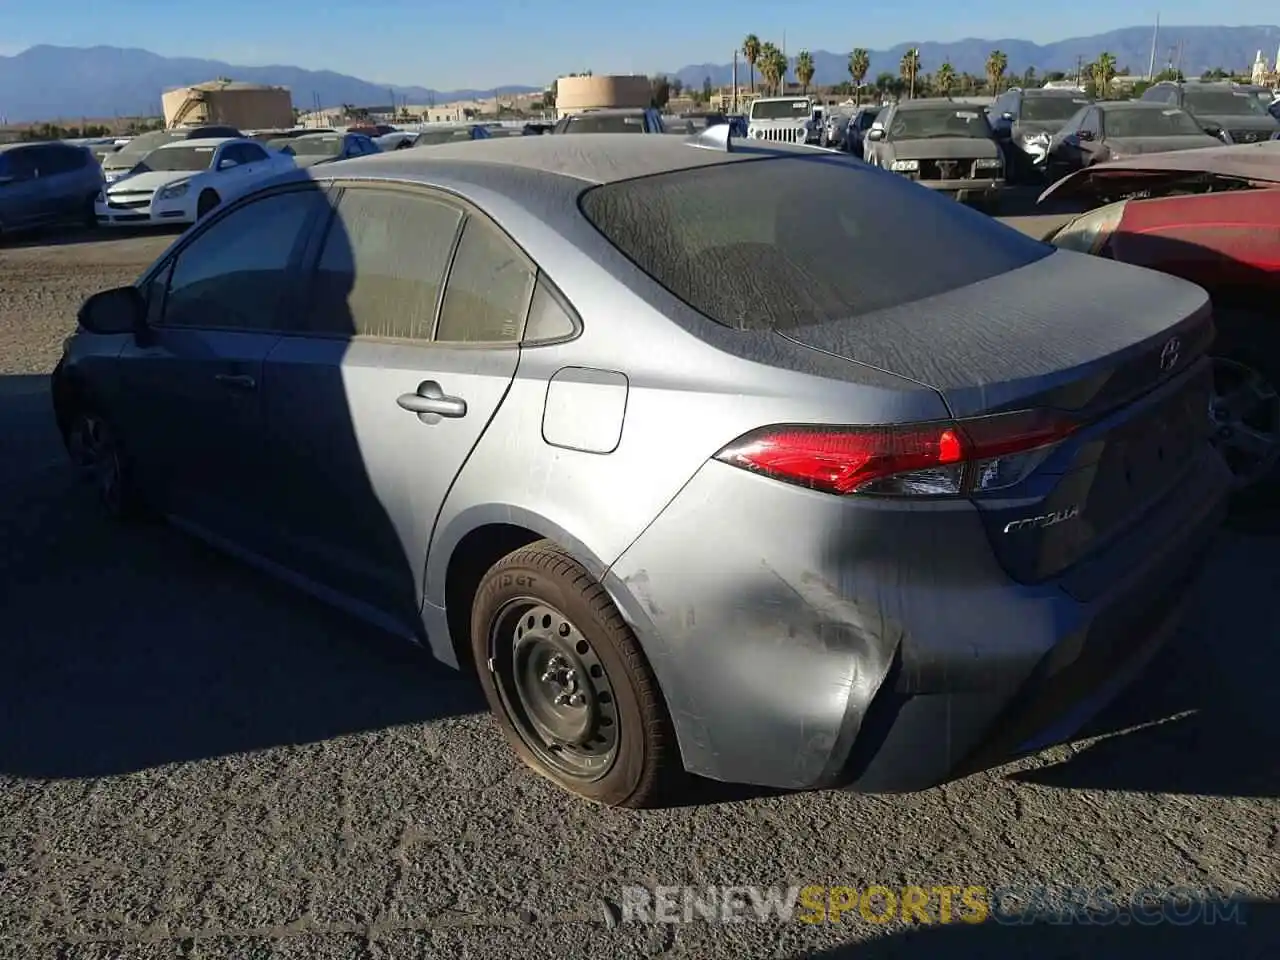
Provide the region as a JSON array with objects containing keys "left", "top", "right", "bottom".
[
  {"left": 1210, "top": 356, "right": 1280, "bottom": 490},
  {"left": 489, "top": 598, "right": 621, "bottom": 782},
  {"left": 67, "top": 412, "right": 125, "bottom": 514}
]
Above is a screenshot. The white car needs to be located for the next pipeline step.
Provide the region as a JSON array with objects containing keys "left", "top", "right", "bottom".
[{"left": 94, "top": 137, "right": 296, "bottom": 227}]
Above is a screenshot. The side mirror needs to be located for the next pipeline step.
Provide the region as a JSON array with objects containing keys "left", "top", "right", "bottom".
[
  {"left": 866, "top": 128, "right": 884, "bottom": 141},
  {"left": 217, "top": 158, "right": 239, "bottom": 170},
  {"left": 78, "top": 286, "right": 146, "bottom": 337},
  {"left": 1077, "top": 130, "right": 1095, "bottom": 142},
  {"left": 1001, "top": 112, "right": 1015, "bottom": 121}
]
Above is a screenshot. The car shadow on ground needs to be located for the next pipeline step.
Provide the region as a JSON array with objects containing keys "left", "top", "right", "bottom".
[
  {"left": 801, "top": 898, "right": 1279, "bottom": 959},
  {"left": 0, "top": 365, "right": 485, "bottom": 781}
]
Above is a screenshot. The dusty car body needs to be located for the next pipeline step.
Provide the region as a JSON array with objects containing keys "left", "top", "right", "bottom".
[
  {"left": 989, "top": 87, "right": 1093, "bottom": 179},
  {"left": 865, "top": 98, "right": 1006, "bottom": 204},
  {"left": 746, "top": 97, "right": 815, "bottom": 144},
  {"left": 1044, "top": 102, "right": 1222, "bottom": 182},
  {"left": 1141, "top": 80, "right": 1280, "bottom": 144},
  {"left": 1041, "top": 142, "right": 1280, "bottom": 499}
]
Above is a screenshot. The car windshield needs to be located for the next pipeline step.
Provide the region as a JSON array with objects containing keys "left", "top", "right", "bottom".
[
  {"left": 1021, "top": 96, "right": 1090, "bottom": 122},
  {"left": 1106, "top": 107, "right": 1205, "bottom": 137},
  {"left": 133, "top": 145, "right": 217, "bottom": 173},
  {"left": 562, "top": 114, "right": 645, "bottom": 133},
  {"left": 105, "top": 131, "right": 185, "bottom": 167},
  {"left": 1183, "top": 90, "right": 1268, "bottom": 116},
  {"left": 578, "top": 155, "right": 1051, "bottom": 331},
  {"left": 287, "top": 137, "right": 344, "bottom": 156},
  {"left": 888, "top": 107, "right": 991, "bottom": 139},
  {"left": 414, "top": 129, "right": 476, "bottom": 145},
  {"left": 749, "top": 99, "right": 811, "bottom": 120}
]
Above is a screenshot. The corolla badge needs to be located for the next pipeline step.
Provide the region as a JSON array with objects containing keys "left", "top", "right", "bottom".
[
  {"left": 1159, "top": 337, "right": 1181, "bottom": 372},
  {"left": 1003, "top": 506, "right": 1080, "bottom": 534}
]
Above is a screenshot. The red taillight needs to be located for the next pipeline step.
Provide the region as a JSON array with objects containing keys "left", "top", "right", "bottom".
[{"left": 714, "top": 411, "right": 1077, "bottom": 497}]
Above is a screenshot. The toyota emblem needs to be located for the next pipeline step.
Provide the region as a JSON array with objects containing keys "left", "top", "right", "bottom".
[{"left": 1159, "top": 337, "right": 1181, "bottom": 372}]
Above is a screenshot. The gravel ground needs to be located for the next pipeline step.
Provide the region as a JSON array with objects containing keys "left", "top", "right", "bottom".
[{"left": 1, "top": 229, "right": 1278, "bottom": 960}]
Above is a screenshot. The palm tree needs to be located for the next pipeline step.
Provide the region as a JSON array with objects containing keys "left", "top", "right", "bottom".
[
  {"left": 1092, "top": 52, "right": 1117, "bottom": 98},
  {"left": 935, "top": 61, "right": 957, "bottom": 97},
  {"left": 795, "top": 50, "right": 815, "bottom": 94},
  {"left": 985, "top": 50, "right": 1008, "bottom": 94},
  {"left": 743, "top": 35, "right": 761, "bottom": 95},
  {"left": 899, "top": 48, "right": 922, "bottom": 99},
  {"left": 849, "top": 48, "right": 870, "bottom": 104},
  {"left": 770, "top": 48, "right": 789, "bottom": 95},
  {"left": 758, "top": 42, "right": 781, "bottom": 95}
]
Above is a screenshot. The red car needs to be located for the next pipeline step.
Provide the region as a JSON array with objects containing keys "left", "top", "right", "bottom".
[{"left": 1039, "top": 143, "right": 1280, "bottom": 504}]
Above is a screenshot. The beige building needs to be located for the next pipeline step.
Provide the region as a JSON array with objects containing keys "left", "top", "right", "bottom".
[
  {"left": 554, "top": 75, "right": 651, "bottom": 117},
  {"left": 162, "top": 80, "right": 294, "bottom": 130}
]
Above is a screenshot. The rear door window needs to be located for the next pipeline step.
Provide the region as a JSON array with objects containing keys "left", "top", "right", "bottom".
[
  {"left": 578, "top": 155, "right": 1051, "bottom": 331},
  {"left": 307, "top": 187, "right": 463, "bottom": 339}
]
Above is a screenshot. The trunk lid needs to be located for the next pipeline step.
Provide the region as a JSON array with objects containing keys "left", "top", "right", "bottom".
[{"left": 777, "top": 250, "right": 1216, "bottom": 582}]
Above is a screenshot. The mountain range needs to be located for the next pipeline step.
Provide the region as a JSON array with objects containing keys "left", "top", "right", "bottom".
[
  {"left": 2, "top": 26, "right": 1279, "bottom": 122},
  {"left": 0, "top": 45, "right": 540, "bottom": 123},
  {"left": 671, "top": 25, "right": 1280, "bottom": 90}
]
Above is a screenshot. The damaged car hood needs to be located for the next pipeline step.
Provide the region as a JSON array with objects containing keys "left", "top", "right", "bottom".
[{"left": 1039, "top": 139, "right": 1280, "bottom": 203}]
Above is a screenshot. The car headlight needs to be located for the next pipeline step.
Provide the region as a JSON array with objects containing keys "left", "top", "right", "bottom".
[
  {"left": 156, "top": 181, "right": 190, "bottom": 201},
  {"left": 1049, "top": 200, "right": 1128, "bottom": 255},
  {"left": 973, "top": 158, "right": 1003, "bottom": 170},
  {"left": 890, "top": 159, "right": 918, "bottom": 172}
]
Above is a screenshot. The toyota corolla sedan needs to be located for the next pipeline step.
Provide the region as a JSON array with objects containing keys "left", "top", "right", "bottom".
[{"left": 53, "top": 134, "right": 1231, "bottom": 807}]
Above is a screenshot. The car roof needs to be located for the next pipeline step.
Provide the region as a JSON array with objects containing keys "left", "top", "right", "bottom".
[
  {"left": 893, "top": 98, "right": 979, "bottom": 109},
  {"left": 564, "top": 108, "right": 649, "bottom": 116},
  {"left": 313, "top": 132, "right": 821, "bottom": 185},
  {"left": 1100, "top": 101, "right": 1182, "bottom": 111},
  {"left": 1023, "top": 88, "right": 1087, "bottom": 97},
  {"left": 295, "top": 132, "right": 346, "bottom": 140},
  {"left": 157, "top": 137, "right": 237, "bottom": 149}
]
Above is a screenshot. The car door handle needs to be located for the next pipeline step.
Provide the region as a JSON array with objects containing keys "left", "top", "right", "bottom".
[
  {"left": 214, "top": 373, "right": 256, "bottom": 390},
  {"left": 397, "top": 381, "right": 467, "bottom": 419}
]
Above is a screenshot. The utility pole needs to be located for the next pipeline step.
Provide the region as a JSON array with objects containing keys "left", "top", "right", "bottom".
[
  {"left": 1147, "top": 12, "right": 1160, "bottom": 80},
  {"left": 782, "top": 29, "right": 787, "bottom": 91},
  {"left": 1075, "top": 54, "right": 1084, "bottom": 86},
  {"left": 732, "top": 49, "right": 739, "bottom": 112}
]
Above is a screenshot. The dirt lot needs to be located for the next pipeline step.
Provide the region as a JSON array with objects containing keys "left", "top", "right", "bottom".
[{"left": 1, "top": 230, "right": 1278, "bottom": 959}]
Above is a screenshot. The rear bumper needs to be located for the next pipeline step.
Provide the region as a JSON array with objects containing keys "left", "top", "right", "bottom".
[{"left": 605, "top": 444, "right": 1231, "bottom": 792}]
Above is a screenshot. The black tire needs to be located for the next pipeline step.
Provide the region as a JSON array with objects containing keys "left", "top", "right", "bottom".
[
  {"left": 196, "top": 190, "right": 220, "bottom": 219},
  {"left": 470, "top": 540, "right": 681, "bottom": 808},
  {"left": 1210, "top": 312, "right": 1280, "bottom": 514},
  {"left": 82, "top": 192, "right": 99, "bottom": 229},
  {"left": 64, "top": 406, "right": 147, "bottom": 520}
]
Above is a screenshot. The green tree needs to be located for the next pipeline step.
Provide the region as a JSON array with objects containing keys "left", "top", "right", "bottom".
[
  {"left": 935, "top": 61, "right": 957, "bottom": 97},
  {"left": 743, "top": 35, "right": 761, "bottom": 95},
  {"left": 985, "top": 50, "right": 1008, "bottom": 94},
  {"left": 649, "top": 75, "right": 671, "bottom": 109},
  {"left": 795, "top": 50, "right": 815, "bottom": 94},
  {"left": 1092, "top": 52, "right": 1117, "bottom": 98},
  {"left": 849, "top": 48, "right": 871, "bottom": 104},
  {"left": 899, "top": 48, "right": 922, "bottom": 99}
]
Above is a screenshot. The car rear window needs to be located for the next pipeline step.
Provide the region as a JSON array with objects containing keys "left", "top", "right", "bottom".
[{"left": 577, "top": 155, "right": 1052, "bottom": 331}]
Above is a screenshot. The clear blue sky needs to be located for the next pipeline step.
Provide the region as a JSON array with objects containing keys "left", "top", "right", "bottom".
[{"left": 1, "top": 1, "right": 1269, "bottom": 89}]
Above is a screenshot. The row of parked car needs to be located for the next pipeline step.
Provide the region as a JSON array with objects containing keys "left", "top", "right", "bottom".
[
  {"left": 814, "top": 79, "right": 1280, "bottom": 208},
  {"left": 0, "top": 119, "right": 535, "bottom": 238}
]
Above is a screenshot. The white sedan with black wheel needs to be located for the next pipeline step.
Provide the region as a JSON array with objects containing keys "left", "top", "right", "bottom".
[{"left": 94, "top": 137, "right": 296, "bottom": 228}]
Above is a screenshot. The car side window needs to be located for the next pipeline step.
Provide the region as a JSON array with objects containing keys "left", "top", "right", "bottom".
[
  {"left": 38, "top": 145, "right": 82, "bottom": 175},
  {"left": 1079, "top": 109, "right": 1100, "bottom": 136},
  {"left": 161, "top": 188, "right": 325, "bottom": 331},
  {"left": 523, "top": 275, "right": 579, "bottom": 344},
  {"left": 307, "top": 187, "right": 463, "bottom": 338},
  {"left": 435, "top": 216, "right": 536, "bottom": 343},
  {"left": 5, "top": 147, "right": 41, "bottom": 179},
  {"left": 238, "top": 143, "right": 269, "bottom": 164}
]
